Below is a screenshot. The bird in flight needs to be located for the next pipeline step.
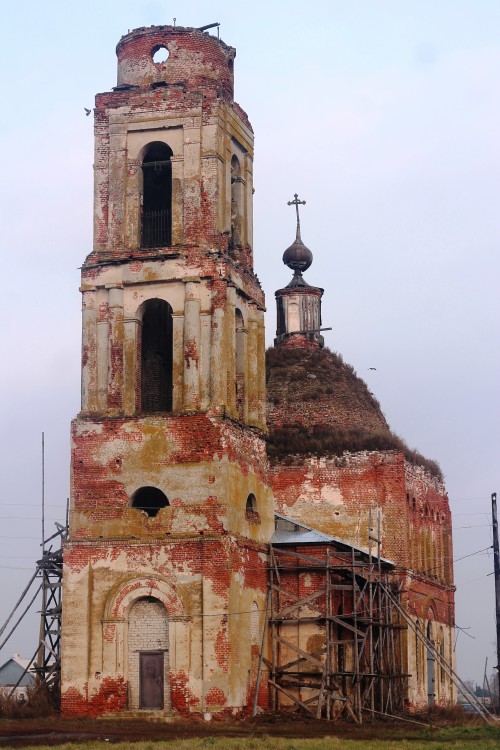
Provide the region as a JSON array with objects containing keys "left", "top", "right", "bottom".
[
  {"left": 368, "top": 367, "right": 377, "bottom": 371},
  {"left": 84, "top": 107, "right": 91, "bottom": 116}
]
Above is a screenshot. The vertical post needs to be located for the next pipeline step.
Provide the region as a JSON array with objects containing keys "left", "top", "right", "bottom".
[
  {"left": 122, "top": 317, "right": 140, "bottom": 414},
  {"left": 252, "top": 587, "right": 270, "bottom": 717},
  {"left": 225, "top": 285, "right": 237, "bottom": 417},
  {"left": 351, "top": 547, "right": 362, "bottom": 722},
  {"left": 492, "top": 492, "right": 500, "bottom": 702},
  {"left": 38, "top": 432, "right": 46, "bottom": 674},
  {"left": 183, "top": 279, "right": 201, "bottom": 410},
  {"left": 368, "top": 507, "right": 374, "bottom": 712},
  {"left": 96, "top": 287, "right": 109, "bottom": 411},
  {"left": 323, "top": 548, "right": 331, "bottom": 720},
  {"left": 107, "top": 285, "right": 124, "bottom": 412},
  {"left": 41, "top": 433, "right": 45, "bottom": 555},
  {"left": 201, "top": 537, "right": 206, "bottom": 716},
  {"left": 377, "top": 509, "right": 383, "bottom": 713},
  {"left": 247, "top": 306, "right": 259, "bottom": 425},
  {"left": 270, "top": 548, "right": 278, "bottom": 711}
]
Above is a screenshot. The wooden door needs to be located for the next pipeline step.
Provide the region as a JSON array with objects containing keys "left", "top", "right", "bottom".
[{"left": 139, "top": 651, "right": 164, "bottom": 709}]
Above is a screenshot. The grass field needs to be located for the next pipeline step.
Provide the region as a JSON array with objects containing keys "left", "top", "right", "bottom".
[{"left": 1, "top": 725, "right": 500, "bottom": 750}]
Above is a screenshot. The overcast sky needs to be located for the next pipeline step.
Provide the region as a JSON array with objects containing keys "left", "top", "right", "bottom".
[{"left": 1, "top": 0, "right": 499, "bottom": 687}]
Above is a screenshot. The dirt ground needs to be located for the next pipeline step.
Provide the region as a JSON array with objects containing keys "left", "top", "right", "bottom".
[{"left": 0, "top": 709, "right": 494, "bottom": 748}]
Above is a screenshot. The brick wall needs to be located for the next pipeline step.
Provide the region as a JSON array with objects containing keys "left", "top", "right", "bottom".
[{"left": 266, "top": 342, "right": 390, "bottom": 437}]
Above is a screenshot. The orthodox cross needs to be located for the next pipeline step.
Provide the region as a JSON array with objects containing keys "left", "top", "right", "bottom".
[{"left": 287, "top": 193, "right": 306, "bottom": 238}]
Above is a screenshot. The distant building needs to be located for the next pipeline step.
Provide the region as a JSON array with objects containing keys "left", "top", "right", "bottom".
[{"left": 0, "top": 653, "right": 35, "bottom": 700}]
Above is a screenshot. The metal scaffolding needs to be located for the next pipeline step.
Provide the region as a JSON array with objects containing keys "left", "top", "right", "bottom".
[
  {"left": 34, "top": 523, "right": 66, "bottom": 692},
  {"left": 0, "top": 522, "right": 67, "bottom": 703}
]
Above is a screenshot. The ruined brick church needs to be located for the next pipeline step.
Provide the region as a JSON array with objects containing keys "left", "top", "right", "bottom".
[{"left": 61, "top": 25, "right": 455, "bottom": 718}]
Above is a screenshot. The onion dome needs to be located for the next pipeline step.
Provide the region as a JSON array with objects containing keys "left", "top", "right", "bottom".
[
  {"left": 283, "top": 235, "right": 313, "bottom": 273},
  {"left": 283, "top": 193, "right": 313, "bottom": 273}
]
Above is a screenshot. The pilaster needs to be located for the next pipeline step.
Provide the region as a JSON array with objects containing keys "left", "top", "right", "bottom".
[{"left": 183, "top": 279, "right": 201, "bottom": 410}]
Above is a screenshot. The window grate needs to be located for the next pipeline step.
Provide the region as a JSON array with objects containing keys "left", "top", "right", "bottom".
[{"left": 141, "top": 209, "right": 171, "bottom": 248}]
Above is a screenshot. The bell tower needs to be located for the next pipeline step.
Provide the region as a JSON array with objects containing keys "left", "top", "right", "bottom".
[{"left": 62, "top": 26, "right": 273, "bottom": 717}]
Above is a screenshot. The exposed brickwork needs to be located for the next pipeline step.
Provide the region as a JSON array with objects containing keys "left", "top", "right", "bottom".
[
  {"left": 116, "top": 26, "right": 236, "bottom": 106},
  {"left": 267, "top": 341, "right": 390, "bottom": 436},
  {"left": 61, "top": 677, "right": 127, "bottom": 716}
]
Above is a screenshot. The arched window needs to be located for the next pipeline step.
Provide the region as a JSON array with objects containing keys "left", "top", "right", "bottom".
[
  {"left": 415, "top": 619, "right": 422, "bottom": 681},
  {"left": 439, "top": 528, "right": 445, "bottom": 581},
  {"left": 250, "top": 601, "right": 260, "bottom": 645},
  {"left": 246, "top": 493, "right": 257, "bottom": 513},
  {"left": 245, "top": 493, "right": 260, "bottom": 524},
  {"left": 230, "top": 155, "right": 243, "bottom": 247},
  {"left": 132, "top": 487, "right": 169, "bottom": 517},
  {"left": 141, "top": 142, "right": 173, "bottom": 248},
  {"left": 439, "top": 626, "right": 445, "bottom": 686},
  {"left": 442, "top": 529, "right": 451, "bottom": 584},
  {"left": 141, "top": 299, "right": 173, "bottom": 412},
  {"left": 426, "top": 529, "right": 432, "bottom": 575},
  {"left": 419, "top": 529, "right": 425, "bottom": 572}
]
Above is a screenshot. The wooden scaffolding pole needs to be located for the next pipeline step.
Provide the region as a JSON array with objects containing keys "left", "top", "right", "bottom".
[{"left": 265, "top": 541, "right": 406, "bottom": 722}]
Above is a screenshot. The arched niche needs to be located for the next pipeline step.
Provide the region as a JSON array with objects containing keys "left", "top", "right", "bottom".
[
  {"left": 101, "top": 577, "right": 186, "bottom": 708},
  {"left": 250, "top": 601, "right": 260, "bottom": 645}
]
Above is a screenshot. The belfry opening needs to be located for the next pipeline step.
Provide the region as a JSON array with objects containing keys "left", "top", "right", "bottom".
[
  {"left": 140, "top": 299, "right": 173, "bottom": 413},
  {"left": 141, "top": 142, "right": 172, "bottom": 248}
]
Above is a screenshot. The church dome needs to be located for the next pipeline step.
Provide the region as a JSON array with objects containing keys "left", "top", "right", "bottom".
[
  {"left": 265, "top": 343, "right": 442, "bottom": 479},
  {"left": 282, "top": 236, "right": 313, "bottom": 273}
]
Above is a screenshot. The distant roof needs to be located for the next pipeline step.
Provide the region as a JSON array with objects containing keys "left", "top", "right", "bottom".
[
  {"left": 272, "top": 513, "right": 394, "bottom": 567},
  {"left": 0, "top": 654, "right": 35, "bottom": 687}
]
